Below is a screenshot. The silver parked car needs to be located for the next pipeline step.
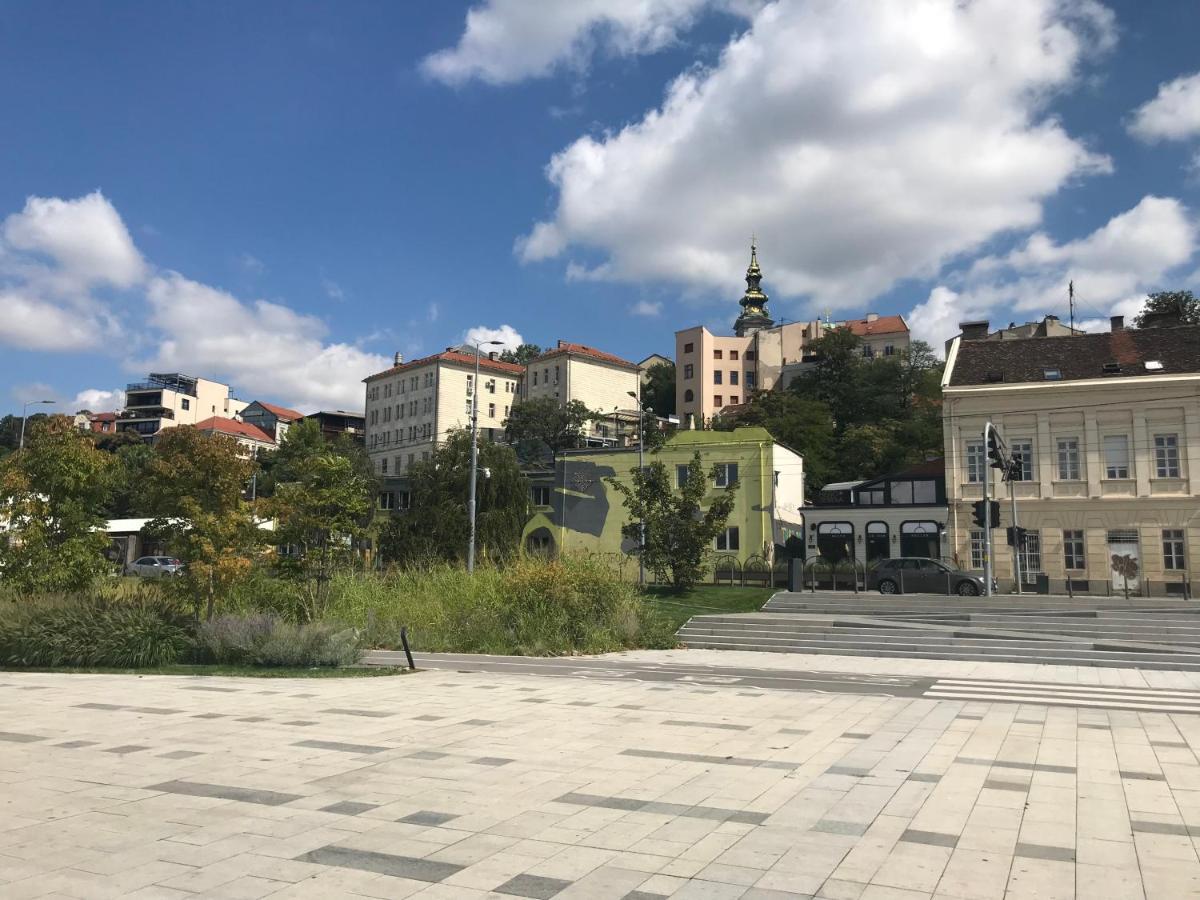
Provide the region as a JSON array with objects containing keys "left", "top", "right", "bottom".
[
  {"left": 866, "top": 557, "right": 987, "bottom": 596},
  {"left": 126, "top": 556, "right": 183, "bottom": 578}
]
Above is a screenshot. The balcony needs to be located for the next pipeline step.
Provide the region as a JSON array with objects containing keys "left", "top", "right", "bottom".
[{"left": 118, "top": 408, "right": 174, "bottom": 421}]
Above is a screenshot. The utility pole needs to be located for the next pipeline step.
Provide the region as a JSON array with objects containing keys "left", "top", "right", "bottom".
[
  {"left": 982, "top": 422, "right": 994, "bottom": 597},
  {"left": 627, "top": 386, "right": 649, "bottom": 586},
  {"left": 467, "top": 340, "right": 503, "bottom": 573},
  {"left": 1009, "top": 469, "right": 1023, "bottom": 595},
  {"left": 1068, "top": 280, "right": 1075, "bottom": 333},
  {"left": 18, "top": 399, "right": 55, "bottom": 452}
]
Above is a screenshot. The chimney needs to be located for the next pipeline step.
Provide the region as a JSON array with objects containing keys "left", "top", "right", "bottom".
[
  {"left": 488, "top": 351, "right": 497, "bottom": 361},
  {"left": 866, "top": 313, "right": 879, "bottom": 323},
  {"left": 959, "top": 320, "right": 989, "bottom": 341},
  {"left": 393, "top": 352, "right": 403, "bottom": 366},
  {"left": 1110, "top": 315, "right": 1124, "bottom": 332}
]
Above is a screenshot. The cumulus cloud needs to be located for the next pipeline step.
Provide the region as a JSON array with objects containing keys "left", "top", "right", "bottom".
[
  {"left": 1128, "top": 71, "right": 1200, "bottom": 142},
  {"left": 422, "top": 0, "right": 745, "bottom": 86},
  {"left": 462, "top": 323, "right": 525, "bottom": 351},
  {"left": 72, "top": 388, "right": 124, "bottom": 413},
  {"left": 630, "top": 299, "right": 663, "bottom": 317},
  {"left": 908, "top": 196, "right": 1197, "bottom": 348},
  {"left": 517, "top": 0, "right": 1115, "bottom": 312}
]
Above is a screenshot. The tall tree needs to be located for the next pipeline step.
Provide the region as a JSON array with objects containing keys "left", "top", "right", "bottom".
[
  {"left": 1134, "top": 290, "right": 1200, "bottom": 327},
  {"left": 0, "top": 415, "right": 115, "bottom": 591},
  {"left": 271, "top": 451, "right": 374, "bottom": 620},
  {"left": 143, "top": 427, "right": 262, "bottom": 621},
  {"left": 640, "top": 362, "right": 676, "bottom": 416},
  {"left": 791, "top": 327, "right": 863, "bottom": 422},
  {"left": 714, "top": 391, "right": 836, "bottom": 497},
  {"left": 504, "top": 397, "right": 597, "bottom": 461},
  {"left": 378, "top": 429, "right": 528, "bottom": 566},
  {"left": 607, "top": 451, "right": 738, "bottom": 590},
  {"left": 499, "top": 343, "right": 543, "bottom": 365}
]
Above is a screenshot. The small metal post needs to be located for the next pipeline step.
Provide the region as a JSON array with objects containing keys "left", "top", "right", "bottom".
[
  {"left": 898, "top": 567, "right": 905, "bottom": 595},
  {"left": 400, "top": 626, "right": 415, "bottom": 670}
]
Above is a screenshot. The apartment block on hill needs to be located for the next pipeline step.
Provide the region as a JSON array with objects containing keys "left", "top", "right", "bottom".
[
  {"left": 675, "top": 245, "right": 909, "bottom": 425},
  {"left": 239, "top": 401, "right": 304, "bottom": 442},
  {"left": 524, "top": 341, "right": 642, "bottom": 446},
  {"left": 942, "top": 314, "right": 1200, "bottom": 595},
  {"left": 116, "top": 373, "right": 247, "bottom": 439},
  {"left": 363, "top": 349, "right": 523, "bottom": 477},
  {"left": 194, "top": 416, "right": 276, "bottom": 458}
]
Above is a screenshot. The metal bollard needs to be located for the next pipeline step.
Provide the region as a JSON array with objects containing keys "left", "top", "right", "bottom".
[{"left": 400, "top": 626, "right": 415, "bottom": 670}]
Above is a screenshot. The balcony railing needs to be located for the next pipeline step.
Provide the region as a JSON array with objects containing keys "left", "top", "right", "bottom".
[{"left": 118, "top": 408, "right": 174, "bottom": 421}]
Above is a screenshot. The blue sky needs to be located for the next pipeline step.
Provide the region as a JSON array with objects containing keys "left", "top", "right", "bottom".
[{"left": 2, "top": 0, "right": 1198, "bottom": 414}]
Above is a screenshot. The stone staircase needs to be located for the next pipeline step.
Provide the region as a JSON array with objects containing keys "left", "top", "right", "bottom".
[{"left": 676, "top": 592, "right": 1200, "bottom": 669}]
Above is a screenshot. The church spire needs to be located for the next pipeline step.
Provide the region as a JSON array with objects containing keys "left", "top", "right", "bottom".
[{"left": 734, "top": 237, "right": 773, "bottom": 336}]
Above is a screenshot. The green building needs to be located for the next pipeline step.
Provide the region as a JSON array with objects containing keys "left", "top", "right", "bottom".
[{"left": 521, "top": 427, "right": 805, "bottom": 569}]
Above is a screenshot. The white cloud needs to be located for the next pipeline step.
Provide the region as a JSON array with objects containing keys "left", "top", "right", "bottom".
[
  {"left": 630, "top": 299, "right": 663, "bottom": 316},
  {"left": 1128, "top": 71, "right": 1200, "bottom": 142},
  {"left": 322, "top": 277, "right": 345, "bottom": 301},
  {"left": 908, "top": 195, "right": 1197, "bottom": 348},
  {"left": 0, "top": 290, "right": 108, "bottom": 351},
  {"left": 238, "top": 253, "right": 266, "bottom": 275},
  {"left": 422, "top": 0, "right": 742, "bottom": 86},
  {"left": 518, "top": 0, "right": 1115, "bottom": 312},
  {"left": 140, "top": 273, "right": 389, "bottom": 412},
  {"left": 462, "top": 323, "right": 525, "bottom": 351},
  {"left": 72, "top": 388, "right": 123, "bottom": 413}
]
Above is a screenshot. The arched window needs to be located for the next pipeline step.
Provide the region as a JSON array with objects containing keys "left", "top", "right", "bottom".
[
  {"left": 684, "top": 389, "right": 695, "bottom": 403},
  {"left": 865, "top": 522, "right": 889, "bottom": 563}
]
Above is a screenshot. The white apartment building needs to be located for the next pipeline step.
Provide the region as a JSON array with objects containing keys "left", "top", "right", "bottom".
[
  {"left": 943, "top": 315, "right": 1200, "bottom": 596},
  {"left": 363, "top": 350, "right": 524, "bottom": 477},
  {"left": 524, "top": 341, "right": 642, "bottom": 445},
  {"left": 117, "top": 373, "right": 247, "bottom": 439}
]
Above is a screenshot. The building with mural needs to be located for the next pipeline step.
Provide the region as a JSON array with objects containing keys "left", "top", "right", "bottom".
[{"left": 521, "top": 427, "right": 804, "bottom": 571}]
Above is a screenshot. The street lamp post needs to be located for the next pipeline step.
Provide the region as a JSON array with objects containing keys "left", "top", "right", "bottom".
[
  {"left": 627, "top": 387, "right": 652, "bottom": 586},
  {"left": 468, "top": 340, "right": 504, "bottom": 573},
  {"left": 18, "top": 399, "right": 55, "bottom": 452}
]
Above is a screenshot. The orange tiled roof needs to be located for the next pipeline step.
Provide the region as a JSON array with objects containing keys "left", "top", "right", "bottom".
[
  {"left": 843, "top": 315, "right": 908, "bottom": 337},
  {"left": 254, "top": 401, "right": 304, "bottom": 421},
  {"left": 364, "top": 350, "right": 525, "bottom": 383},
  {"left": 193, "top": 416, "right": 275, "bottom": 444},
  {"left": 533, "top": 341, "right": 639, "bottom": 369}
]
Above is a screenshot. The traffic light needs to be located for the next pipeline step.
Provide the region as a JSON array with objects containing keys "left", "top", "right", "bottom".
[
  {"left": 1007, "top": 453, "right": 1023, "bottom": 481},
  {"left": 972, "top": 500, "right": 1000, "bottom": 529},
  {"left": 1005, "top": 525, "right": 1029, "bottom": 546},
  {"left": 987, "top": 429, "right": 1007, "bottom": 469}
]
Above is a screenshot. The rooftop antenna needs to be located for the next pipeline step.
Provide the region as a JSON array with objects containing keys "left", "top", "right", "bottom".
[{"left": 1068, "top": 280, "right": 1075, "bottom": 333}]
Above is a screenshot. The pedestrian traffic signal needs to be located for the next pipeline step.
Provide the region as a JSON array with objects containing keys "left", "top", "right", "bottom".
[
  {"left": 987, "top": 429, "right": 1007, "bottom": 469},
  {"left": 972, "top": 500, "right": 1000, "bottom": 529}
]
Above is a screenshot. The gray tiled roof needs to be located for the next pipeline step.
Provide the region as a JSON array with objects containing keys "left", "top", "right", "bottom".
[{"left": 948, "top": 325, "right": 1200, "bottom": 386}]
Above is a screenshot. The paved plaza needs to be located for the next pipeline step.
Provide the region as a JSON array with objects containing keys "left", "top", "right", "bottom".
[{"left": 4, "top": 651, "right": 1200, "bottom": 899}]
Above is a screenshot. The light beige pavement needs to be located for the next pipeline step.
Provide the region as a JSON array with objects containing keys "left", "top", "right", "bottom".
[{"left": 2, "top": 650, "right": 1200, "bottom": 900}]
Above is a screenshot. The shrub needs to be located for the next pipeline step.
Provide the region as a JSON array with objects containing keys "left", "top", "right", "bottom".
[
  {"left": 0, "top": 599, "right": 192, "bottom": 668},
  {"left": 196, "top": 614, "right": 361, "bottom": 667}
]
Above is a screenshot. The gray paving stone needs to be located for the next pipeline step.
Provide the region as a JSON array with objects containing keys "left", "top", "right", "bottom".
[
  {"left": 1015, "top": 842, "right": 1076, "bottom": 862},
  {"left": 663, "top": 719, "right": 750, "bottom": 731},
  {"left": 568, "top": 701, "right": 595, "bottom": 706},
  {"left": 158, "top": 750, "right": 203, "bottom": 759},
  {"left": 105, "top": 744, "right": 150, "bottom": 754},
  {"left": 471, "top": 757, "right": 514, "bottom": 766},
  {"left": 622, "top": 892, "right": 670, "bottom": 900},
  {"left": 900, "top": 829, "right": 959, "bottom": 848},
  {"left": 621, "top": 747, "right": 796, "bottom": 770},
  {"left": 956, "top": 713, "right": 984, "bottom": 720},
  {"left": 412, "top": 714, "right": 444, "bottom": 721},
  {"left": 1079, "top": 723, "right": 1111, "bottom": 730},
  {"left": 192, "top": 712, "right": 224, "bottom": 719},
  {"left": 463, "top": 718, "right": 497, "bottom": 725},
  {"left": 842, "top": 732, "right": 871, "bottom": 739},
  {"left": 1120, "top": 770, "right": 1166, "bottom": 781},
  {"left": 407, "top": 750, "right": 449, "bottom": 760},
  {"left": 55, "top": 740, "right": 97, "bottom": 748},
  {"left": 906, "top": 773, "right": 941, "bottom": 783},
  {"left": 320, "top": 801, "right": 378, "bottom": 816},
  {"left": 147, "top": 779, "right": 303, "bottom": 807},
  {"left": 984, "top": 779, "right": 1027, "bottom": 792},
  {"left": 0, "top": 731, "right": 45, "bottom": 742},
  {"left": 554, "top": 791, "right": 767, "bottom": 824},
  {"left": 294, "top": 739, "right": 390, "bottom": 755},
  {"left": 320, "top": 707, "right": 392, "bottom": 718},
  {"left": 397, "top": 810, "right": 459, "bottom": 826},
  {"left": 131, "top": 707, "right": 181, "bottom": 715},
  {"left": 495, "top": 873, "right": 572, "bottom": 899},
  {"left": 297, "top": 844, "right": 463, "bottom": 882},
  {"left": 282, "top": 720, "right": 317, "bottom": 726},
  {"left": 1130, "top": 820, "right": 1193, "bottom": 836},
  {"left": 813, "top": 819, "right": 870, "bottom": 836},
  {"left": 236, "top": 716, "right": 268, "bottom": 722},
  {"left": 76, "top": 702, "right": 124, "bottom": 710},
  {"left": 183, "top": 684, "right": 239, "bottom": 692},
  {"left": 1151, "top": 740, "right": 1189, "bottom": 748},
  {"left": 825, "top": 765, "right": 871, "bottom": 777}
]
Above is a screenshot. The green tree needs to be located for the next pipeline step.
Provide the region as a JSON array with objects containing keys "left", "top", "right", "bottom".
[
  {"left": 378, "top": 429, "right": 528, "bottom": 566},
  {"left": 0, "top": 415, "right": 115, "bottom": 591},
  {"left": 0, "top": 413, "right": 52, "bottom": 458},
  {"left": 105, "top": 441, "right": 155, "bottom": 517},
  {"left": 499, "top": 343, "right": 543, "bottom": 365},
  {"left": 504, "top": 397, "right": 597, "bottom": 461},
  {"left": 143, "top": 427, "right": 262, "bottom": 621},
  {"left": 1134, "top": 290, "right": 1200, "bottom": 327},
  {"left": 714, "top": 391, "right": 836, "bottom": 497},
  {"left": 641, "top": 362, "right": 676, "bottom": 416},
  {"left": 607, "top": 451, "right": 738, "bottom": 590},
  {"left": 271, "top": 451, "right": 374, "bottom": 620}
]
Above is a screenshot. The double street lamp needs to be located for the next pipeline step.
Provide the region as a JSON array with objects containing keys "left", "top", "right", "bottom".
[
  {"left": 467, "top": 339, "right": 504, "bottom": 574},
  {"left": 18, "top": 399, "right": 55, "bottom": 452},
  {"left": 626, "top": 388, "right": 653, "bottom": 586}
]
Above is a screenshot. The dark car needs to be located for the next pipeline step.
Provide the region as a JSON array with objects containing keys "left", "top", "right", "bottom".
[{"left": 866, "top": 557, "right": 986, "bottom": 596}]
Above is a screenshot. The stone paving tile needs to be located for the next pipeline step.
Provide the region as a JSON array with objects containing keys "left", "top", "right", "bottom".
[
  {"left": 294, "top": 738, "right": 390, "bottom": 755},
  {"left": 495, "top": 872, "right": 573, "bottom": 898},
  {"left": 298, "top": 844, "right": 463, "bottom": 881}
]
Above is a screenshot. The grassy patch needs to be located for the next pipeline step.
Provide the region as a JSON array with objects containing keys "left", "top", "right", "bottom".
[
  {"left": 641, "top": 584, "right": 776, "bottom": 633},
  {"left": 0, "top": 664, "right": 407, "bottom": 678}
]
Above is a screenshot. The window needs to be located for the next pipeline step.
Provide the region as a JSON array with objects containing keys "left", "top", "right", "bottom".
[
  {"left": 1010, "top": 440, "right": 1033, "bottom": 481},
  {"left": 745, "top": 371, "right": 755, "bottom": 388},
  {"left": 465, "top": 400, "right": 472, "bottom": 416},
  {"left": 1056, "top": 438, "right": 1080, "bottom": 480},
  {"left": 1043, "top": 368, "right": 1062, "bottom": 381},
  {"left": 684, "top": 389, "right": 694, "bottom": 403},
  {"left": 1063, "top": 530, "right": 1085, "bottom": 570},
  {"left": 676, "top": 465, "right": 690, "bottom": 489},
  {"left": 683, "top": 364, "right": 694, "bottom": 380},
  {"left": 378, "top": 492, "right": 395, "bottom": 511},
  {"left": 180, "top": 398, "right": 190, "bottom": 410},
  {"left": 1155, "top": 434, "right": 1180, "bottom": 478},
  {"left": 730, "top": 350, "right": 739, "bottom": 361},
  {"left": 532, "top": 486, "right": 551, "bottom": 506},
  {"left": 884, "top": 345, "right": 895, "bottom": 356},
  {"left": 1019, "top": 530, "right": 1042, "bottom": 574},
  {"left": 714, "top": 349, "right": 723, "bottom": 359},
  {"left": 965, "top": 440, "right": 985, "bottom": 483},
  {"left": 715, "top": 526, "right": 740, "bottom": 551},
  {"left": 684, "top": 342, "right": 694, "bottom": 353},
  {"left": 714, "top": 463, "right": 738, "bottom": 488},
  {"left": 713, "top": 395, "right": 723, "bottom": 407},
  {"left": 730, "top": 371, "right": 739, "bottom": 386},
  {"left": 730, "top": 395, "right": 739, "bottom": 405},
  {"left": 487, "top": 380, "right": 495, "bottom": 394},
  {"left": 1164, "top": 529, "right": 1186, "bottom": 570},
  {"left": 1103, "top": 434, "right": 1130, "bottom": 479},
  {"left": 380, "top": 457, "right": 388, "bottom": 474},
  {"left": 532, "top": 370, "right": 538, "bottom": 385},
  {"left": 969, "top": 530, "right": 985, "bottom": 569},
  {"left": 397, "top": 490, "right": 411, "bottom": 510},
  {"left": 745, "top": 350, "right": 755, "bottom": 361},
  {"left": 713, "top": 370, "right": 723, "bottom": 384},
  {"left": 891, "top": 481, "right": 913, "bottom": 504},
  {"left": 488, "top": 403, "right": 496, "bottom": 417}
]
